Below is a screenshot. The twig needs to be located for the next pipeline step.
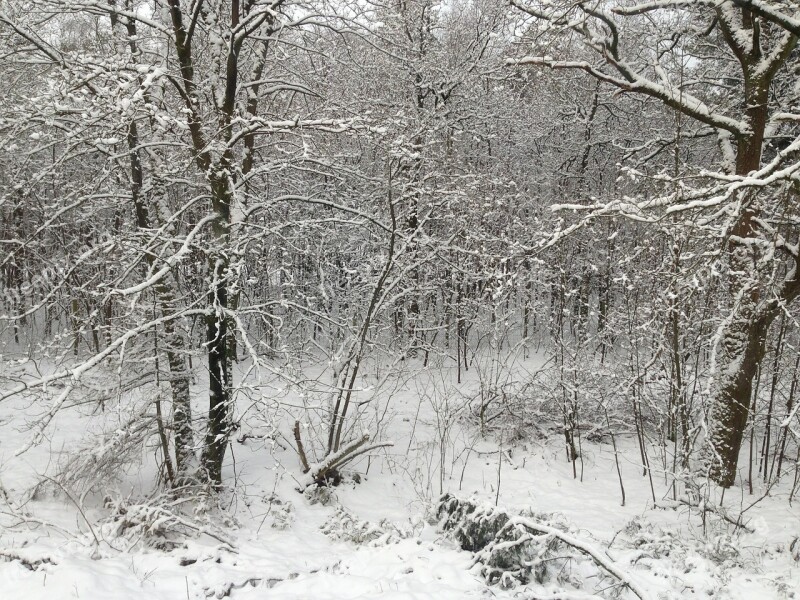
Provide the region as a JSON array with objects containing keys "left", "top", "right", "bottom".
[
  {"left": 654, "top": 499, "right": 754, "bottom": 533},
  {"left": 42, "top": 476, "right": 100, "bottom": 546}
]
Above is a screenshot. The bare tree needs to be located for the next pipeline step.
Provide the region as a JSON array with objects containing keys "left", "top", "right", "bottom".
[{"left": 510, "top": 0, "right": 800, "bottom": 486}]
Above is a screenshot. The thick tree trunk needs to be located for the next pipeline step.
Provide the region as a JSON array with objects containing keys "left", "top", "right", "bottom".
[
  {"left": 201, "top": 300, "right": 231, "bottom": 486},
  {"left": 200, "top": 175, "right": 233, "bottom": 486},
  {"left": 705, "top": 74, "right": 772, "bottom": 487},
  {"left": 707, "top": 291, "right": 770, "bottom": 487},
  {"left": 163, "top": 0, "right": 238, "bottom": 486}
]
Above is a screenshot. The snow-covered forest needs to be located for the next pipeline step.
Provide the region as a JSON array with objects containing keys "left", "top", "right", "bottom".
[{"left": 1, "top": 0, "right": 799, "bottom": 598}]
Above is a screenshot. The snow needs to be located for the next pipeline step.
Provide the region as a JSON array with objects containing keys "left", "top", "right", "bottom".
[{"left": 0, "top": 357, "right": 798, "bottom": 600}]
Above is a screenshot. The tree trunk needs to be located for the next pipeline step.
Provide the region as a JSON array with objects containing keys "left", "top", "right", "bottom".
[
  {"left": 200, "top": 175, "right": 233, "bottom": 486},
  {"left": 705, "top": 75, "right": 773, "bottom": 487},
  {"left": 125, "top": 116, "right": 196, "bottom": 479},
  {"left": 707, "top": 299, "right": 769, "bottom": 487}
]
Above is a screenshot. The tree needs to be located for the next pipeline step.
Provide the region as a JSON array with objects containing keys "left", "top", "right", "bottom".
[
  {"left": 0, "top": 0, "right": 359, "bottom": 488},
  {"left": 510, "top": 0, "right": 800, "bottom": 486}
]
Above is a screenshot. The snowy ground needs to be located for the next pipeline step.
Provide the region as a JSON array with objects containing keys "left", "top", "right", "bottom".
[{"left": 0, "top": 356, "right": 798, "bottom": 600}]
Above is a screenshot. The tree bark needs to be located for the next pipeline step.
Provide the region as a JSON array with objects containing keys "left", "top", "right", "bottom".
[{"left": 200, "top": 175, "right": 233, "bottom": 487}]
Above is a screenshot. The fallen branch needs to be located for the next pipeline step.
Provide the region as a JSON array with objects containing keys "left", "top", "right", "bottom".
[
  {"left": 507, "top": 515, "right": 652, "bottom": 600},
  {"left": 299, "top": 434, "right": 393, "bottom": 489},
  {"left": 438, "top": 495, "right": 653, "bottom": 600}
]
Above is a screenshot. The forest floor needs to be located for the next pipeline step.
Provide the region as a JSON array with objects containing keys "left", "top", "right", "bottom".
[{"left": 0, "top": 355, "right": 798, "bottom": 599}]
